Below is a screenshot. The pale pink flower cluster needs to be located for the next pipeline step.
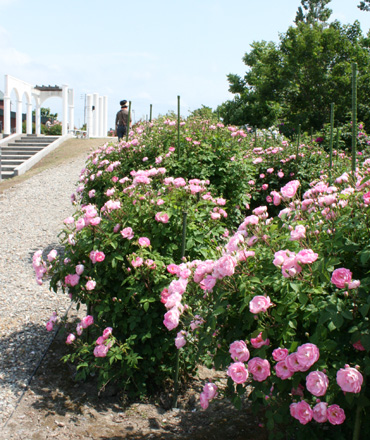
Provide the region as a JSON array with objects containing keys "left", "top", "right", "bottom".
[
  {"left": 94, "top": 327, "right": 113, "bottom": 357},
  {"left": 45, "top": 312, "right": 58, "bottom": 332},
  {"left": 273, "top": 249, "right": 318, "bottom": 278},
  {"left": 274, "top": 343, "right": 320, "bottom": 380},
  {"left": 32, "top": 250, "right": 49, "bottom": 285},
  {"left": 290, "top": 401, "right": 345, "bottom": 425},
  {"left": 89, "top": 250, "right": 105, "bottom": 264}
]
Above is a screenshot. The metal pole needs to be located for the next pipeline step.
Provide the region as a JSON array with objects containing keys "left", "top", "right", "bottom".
[
  {"left": 177, "top": 96, "right": 180, "bottom": 159},
  {"left": 126, "top": 101, "right": 132, "bottom": 142},
  {"left": 329, "top": 103, "right": 334, "bottom": 184},
  {"left": 150, "top": 104, "right": 152, "bottom": 123},
  {"left": 352, "top": 63, "right": 357, "bottom": 174}
]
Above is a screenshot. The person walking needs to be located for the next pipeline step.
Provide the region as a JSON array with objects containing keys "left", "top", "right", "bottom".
[{"left": 115, "top": 100, "right": 129, "bottom": 141}]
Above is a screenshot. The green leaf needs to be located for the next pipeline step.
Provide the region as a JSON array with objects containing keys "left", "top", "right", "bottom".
[
  {"left": 143, "top": 302, "right": 149, "bottom": 312},
  {"left": 360, "top": 304, "right": 370, "bottom": 318}
]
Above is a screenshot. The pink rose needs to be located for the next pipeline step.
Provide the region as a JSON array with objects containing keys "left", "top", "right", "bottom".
[
  {"left": 331, "top": 268, "right": 352, "bottom": 289},
  {"left": 229, "top": 340, "right": 250, "bottom": 363},
  {"left": 336, "top": 365, "right": 363, "bottom": 393},
  {"left": 249, "top": 296, "right": 272, "bottom": 314},
  {"left": 138, "top": 237, "right": 151, "bottom": 247},
  {"left": 65, "top": 274, "right": 80, "bottom": 286},
  {"left": 163, "top": 308, "right": 180, "bottom": 331},
  {"left": 203, "top": 382, "right": 218, "bottom": 400},
  {"left": 227, "top": 362, "right": 249, "bottom": 384},
  {"left": 295, "top": 249, "right": 318, "bottom": 265},
  {"left": 76, "top": 322, "right": 83, "bottom": 336},
  {"left": 250, "top": 332, "right": 270, "bottom": 348},
  {"left": 290, "top": 225, "right": 306, "bottom": 241},
  {"left": 66, "top": 333, "right": 76, "bottom": 344},
  {"left": 168, "top": 278, "right": 188, "bottom": 295},
  {"left": 167, "top": 264, "right": 180, "bottom": 275},
  {"left": 46, "top": 321, "right": 53, "bottom": 332},
  {"left": 121, "top": 227, "right": 134, "bottom": 239},
  {"left": 175, "top": 331, "right": 187, "bottom": 349},
  {"left": 103, "top": 327, "right": 113, "bottom": 339},
  {"left": 274, "top": 360, "right": 294, "bottom": 380},
  {"left": 199, "top": 392, "right": 209, "bottom": 409},
  {"left": 86, "top": 280, "right": 96, "bottom": 290},
  {"left": 131, "top": 257, "right": 143, "bottom": 267},
  {"left": 155, "top": 212, "right": 169, "bottom": 223},
  {"left": 286, "top": 353, "right": 301, "bottom": 373},
  {"left": 160, "top": 288, "right": 170, "bottom": 304},
  {"left": 312, "top": 402, "right": 328, "bottom": 423},
  {"left": 165, "top": 292, "right": 182, "bottom": 310},
  {"left": 212, "top": 255, "right": 237, "bottom": 279},
  {"left": 248, "top": 357, "right": 271, "bottom": 382},
  {"left": 306, "top": 371, "right": 329, "bottom": 396},
  {"left": 94, "top": 251, "right": 105, "bottom": 263},
  {"left": 290, "top": 401, "right": 313, "bottom": 425},
  {"left": 272, "top": 348, "right": 289, "bottom": 362},
  {"left": 47, "top": 249, "right": 58, "bottom": 262},
  {"left": 75, "top": 264, "right": 85, "bottom": 275},
  {"left": 81, "top": 315, "right": 94, "bottom": 329},
  {"left": 96, "top": 336, "right": 105, "bottom": 345},
  {"left": 94, "top": 344, "right": 109, "bottom": 357},
  {"left": 327, "top": 404, "right": 346, "bottom": 425},
  {"left": 353, "top": 340, "right": 365, "bottom": 351},
  {"left": 281, "top": 180, "right": 300, "bottom": 199},
  {"left": 296, "top": 343, "right": 320, "bottom": 371}
]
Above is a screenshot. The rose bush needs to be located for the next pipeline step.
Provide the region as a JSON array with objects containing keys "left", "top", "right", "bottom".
[{"left": 34, "top": 116, "right": 370, "bottom": 438}]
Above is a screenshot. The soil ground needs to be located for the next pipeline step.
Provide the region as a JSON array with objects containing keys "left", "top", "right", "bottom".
[{"left": 3, "top": 328, "right": 268, "bottom": 440}]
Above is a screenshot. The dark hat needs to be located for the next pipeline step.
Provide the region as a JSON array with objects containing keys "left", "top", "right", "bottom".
[{"left": 120, "top": 100, "right": 127, "bottom": 107}]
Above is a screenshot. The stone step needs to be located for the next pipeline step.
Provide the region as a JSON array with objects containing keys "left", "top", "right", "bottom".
[
  {"left": 1, "top": 159, "right": 26, "bottom": 166},
  {"left": 7, "top": 142, "right": 49, "bottom": 147},
  {"left": 1, "top": 147, "right": 44, "bottom": 153},
  {"left": 14, "top": 138, "right": 56, "bottom": 143},
  {"left": 0, "top": 170, "right": 15, "bottom": 180},
  {"left": 0, "top": 154, "right": 33, "bottom": 160}
]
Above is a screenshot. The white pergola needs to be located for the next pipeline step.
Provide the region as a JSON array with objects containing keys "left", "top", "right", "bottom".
[
  {"left": 86, "top": 93, "right": 108, "bottom": 137},
  {"left": 2, "top": 74, "right": 74, "bottom": 136}
]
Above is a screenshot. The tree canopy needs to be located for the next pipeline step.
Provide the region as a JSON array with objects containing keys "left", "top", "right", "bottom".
[{"left": 220, "top": 2, "right": 370, "bottom": 132}]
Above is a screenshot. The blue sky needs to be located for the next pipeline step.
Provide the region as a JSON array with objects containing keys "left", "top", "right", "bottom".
[{"left": 1, "top": 0, "right": 369, "bottom": 130}]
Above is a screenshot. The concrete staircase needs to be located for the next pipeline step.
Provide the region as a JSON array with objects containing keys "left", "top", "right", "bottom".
[{"left": 0, "top": 134, "right": 60, "bottom": 180}]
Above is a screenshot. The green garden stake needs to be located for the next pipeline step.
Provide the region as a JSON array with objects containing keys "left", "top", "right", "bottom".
[
  {"left": 177, "top": 96, "right": 181, "bottom": 159},
  {"left": 336, "top": 126, "right": 340, "bottom": 157},
  {"left": 126, "top": 101, "right": 132, "bottom": 142},
  {"left": 173, "top": 210, "right": 188, "bottom": 408},
  {"left": 352, "top": 63, "right": 358, "bottom": 174},
  {"left": 329, "top": 103, "right": 335, "bottom": 185},
  {"left": 150, "top": 104, "right": 152, "bottom": 123},
  {"left": 254, "top": 126, "right": 257, "bottom": 148}
]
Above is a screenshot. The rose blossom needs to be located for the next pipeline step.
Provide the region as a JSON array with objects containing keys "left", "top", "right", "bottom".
[
  {"left": 46, "top": 321, "right": 53, "bottom": 332},
  {"left": 155, "top": 212, "right": 169, "bottom": 223},
  {"left": 47, "top": 249, "right": 58, "bottom": 262},
  {"left": 227, "top": 362, "right": 249, "bottom": 384},
  {"left": 327, "top": 404, "right": 346, "bottom": 425},
  {"left": 290, "top": 225, "right": 306, "bottom": 241},
  {"left": 331, "top": 268, "right": 352, "bottom": 289},
  {"left": 103, "top": 327, "right": 113, "bottom": 339},
  {"left": 229, "top": 340, "right": 250, "bottom": 362},
  {"left": 250, "top": 332, "right": 270, "bottom": 348},
  {"left": 81, "top": 315, "right": 94, "bottom": 328},
  {"left": 295, "top": 249, "right": 318, "bottom": 265},
  {"left": 306, "top": 371, "right": 329, "bottom": 396},
  {"left": 274, "top": 360, "right": 294, "bottom": 380},
  {"left": 94, "top": 344, "right": 109, "bottom": 357},
  {"left": 290, "top": 401, "right": 313, "bottom": 425},
  {"left": 138, "top": 237, "right": 151, "bottom": 247},
  {"left": 86, "top": 280, "right": 96, "bottom": 290},
  {"left": 163, "top": 308, "right": 180, "bottom": 331},
  {"left": 66, "top": 333, "right": 76, "bottom": 344},
  {"left": 199, "top": 392, "right": 209, "bottom": 409},
  {"left": 212, "top": 255, "right": 237, "bottom": 279},
  {"left": 296, "top": 343, "right": 320, "bottom": 371},
  {"left": 336, "top": 365, "right": 363, "bottom": 393},
  {"left": 281, "top": 180, "right": 300, "bottom": 199},
  {"left": 249, "top": 296, "right": 272, "bottom": 314},
  {"left": 131, "top": 257, "right": 144, "bottom": 267},
  {"left": 248, "top": 357, "right": 271, "bottom": 382},
  {"left": 75, "top": 264, "right": 85, "bottom": 275},
  {"left": 272, "top": 348, "right": 289, "bottom": 361},
  {"left": 121, "top": 227, "right": 134, "bottom": 239},
  {"left": 175, "top": 331, "right": 187, "bottom": 349},
  {"left": 203, "top": 382, "right": 218, "bottom": 401},
  {"left": 312, "top": 402, "right": 328, "bottom": 423}
]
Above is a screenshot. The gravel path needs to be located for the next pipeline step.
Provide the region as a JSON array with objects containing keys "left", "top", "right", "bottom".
[{"left": 0, "top": 153, "right": 89, "bottom": 427}]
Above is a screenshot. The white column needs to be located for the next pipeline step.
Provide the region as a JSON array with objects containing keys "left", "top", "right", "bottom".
[
  {"left": 68, "top": 88, "right": 74, "bottom": 133},
  {"left": 103, "top": 96, "right": 108, "bottom": 136},
  {"left": 62, "top": 84, "right": 69, "bottom": 135},
  {"left": 86, "top": 94, "right": 93, "bottom": 138},
  {"left": 92, "top": 93, "right": 99, "bottom": 137},
  {"left": 26, "top": 102, "right": 33, "bottom": 134},
  {"left": 3, "top": 96, "right": 11, "bottom": 135},
  {"left": 16, "top": 99, "right": 22, "bottom": 134},
  {"left": 35, "top": 99, "right": 41, "bottom": 135},
  {"left": 99, "top": 96, "right": 103, "bottom": 137}
]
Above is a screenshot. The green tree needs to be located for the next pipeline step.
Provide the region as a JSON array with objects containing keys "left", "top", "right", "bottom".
[
  {"left": 222, "top": 19, "right": 370, "bottom": 131},
  {"left": 358, "top": 0, "right": 370, "bottom": 11},
  {"left": 295, "top": 0, "right": 332, "bottom": 25}
]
